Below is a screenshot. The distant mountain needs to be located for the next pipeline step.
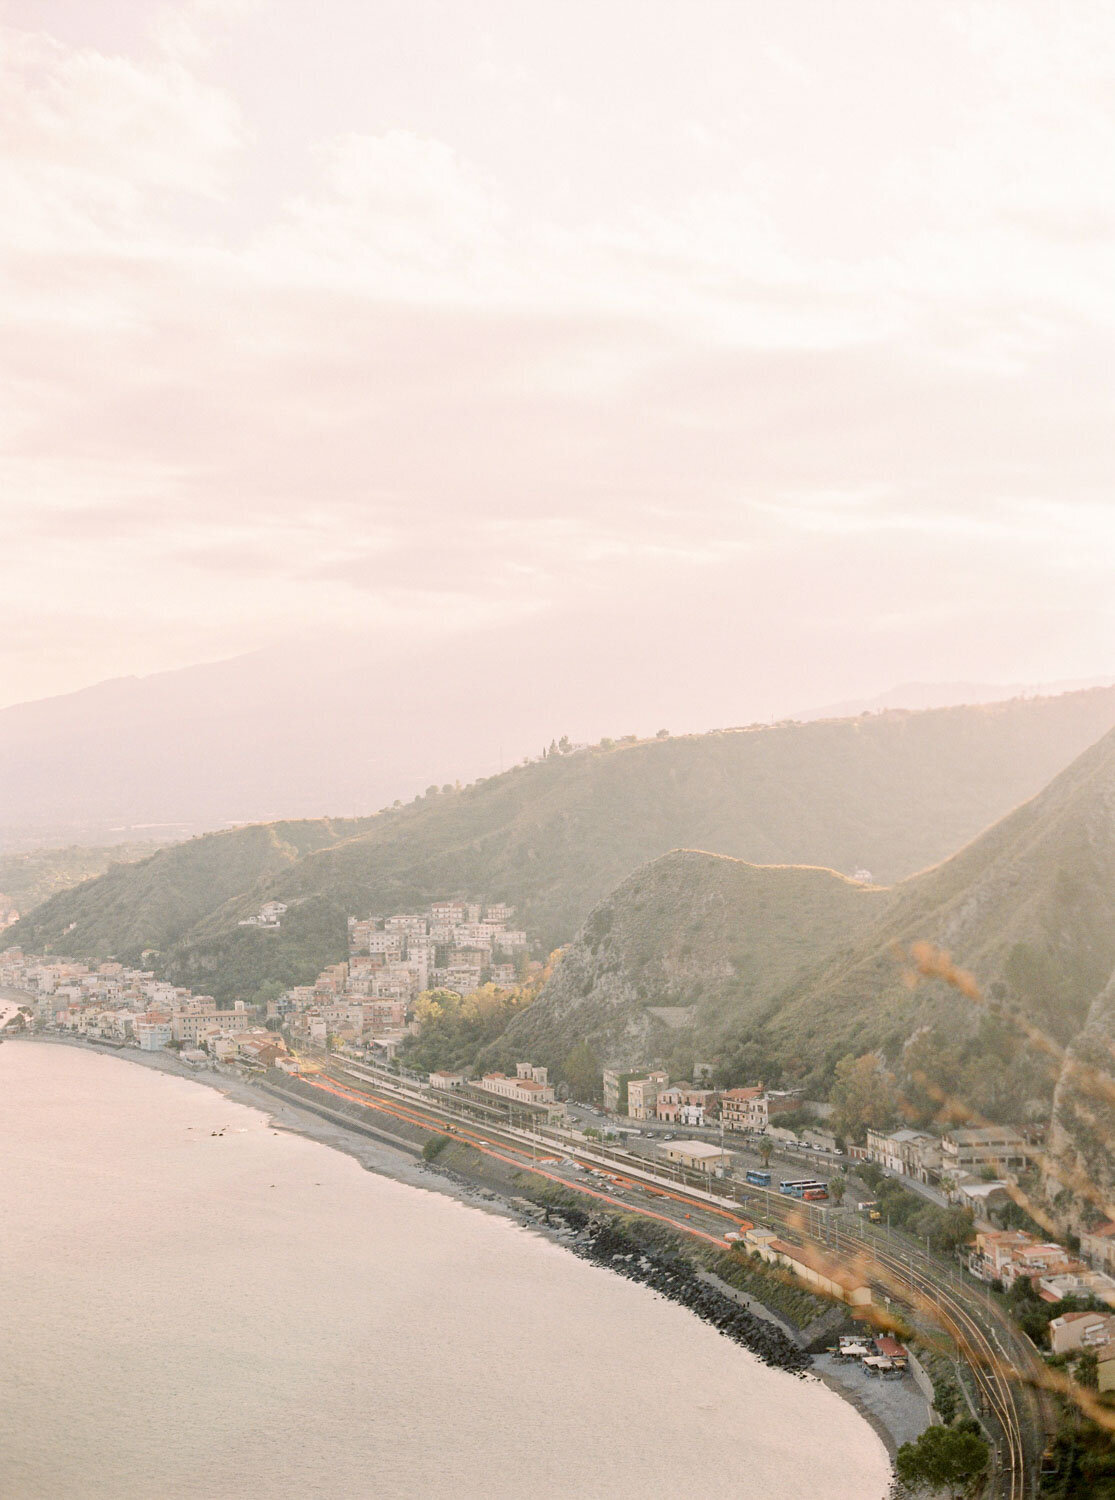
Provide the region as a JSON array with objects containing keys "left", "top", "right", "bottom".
[
  {"left": 796, "top": 676, "right": 1114, "bottom": 722},
  {"left": 14, "top": 688, "right": 1115, "bottom": 1008}
]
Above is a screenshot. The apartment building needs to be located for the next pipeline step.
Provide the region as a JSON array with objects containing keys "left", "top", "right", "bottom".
[
  {"left": 172, "top": 1004, "right": 256, "bottom": 1043},
  {"left": 627, "top": 1071, "right": 669, "bottom": 1121}
]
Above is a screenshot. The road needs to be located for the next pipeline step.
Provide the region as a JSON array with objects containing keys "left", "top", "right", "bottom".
[{"left": 298, "top": 1052, "right": 1048, "bottom": 1496}]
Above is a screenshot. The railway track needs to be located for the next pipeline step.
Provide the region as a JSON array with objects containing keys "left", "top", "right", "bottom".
[
  {"left": 739, "top": 1191, "right": 1030, "bottom": 1499},
  {"left": 307, "top": 1059, "right": 1035, "bottom": 1496},
  {"left": 859, "top": 1233, "right": 1026, "bottom": 1499}
]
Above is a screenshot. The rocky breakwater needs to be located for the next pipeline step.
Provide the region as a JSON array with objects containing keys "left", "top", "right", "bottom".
[{"left": 555, "top": 1207, "right": 811, "bottom": 1375}]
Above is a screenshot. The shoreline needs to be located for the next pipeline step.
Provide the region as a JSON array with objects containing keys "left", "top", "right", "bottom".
[{"left": 11, "top": 1033, "right": 910, "bottom": 1461}]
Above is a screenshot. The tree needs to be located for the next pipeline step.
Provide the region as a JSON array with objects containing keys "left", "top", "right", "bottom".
[
  {"left": 895, "top": 1424, "right": 990, "bottom": 1498},
  {"left": 828, "top": 1170, "right": 847, "bottom": 1205},
  {"left": 656, "top": 728, "right": 670, "bottom": 738},
  {"left": 758, "top": 1137, "right": 774, "bottom": 1168},
  {"left": 562, "top": 1041, "right": 602, "bottom": 1104},
  {"left": 910, "top": 1203, "right": 975, "bottom": 1255},
  {"left": 830, "top": 1052, "right": 897, "bottom": 1143}
]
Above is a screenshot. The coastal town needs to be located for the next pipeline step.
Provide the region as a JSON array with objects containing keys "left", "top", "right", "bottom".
[{"left": 0, "top": 898, "right": 539, "bottom": 1063}]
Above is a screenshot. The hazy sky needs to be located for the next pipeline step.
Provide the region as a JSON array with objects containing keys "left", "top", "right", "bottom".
[{"left": 2, "top": 0, "right": 1114, "bottom": 715}]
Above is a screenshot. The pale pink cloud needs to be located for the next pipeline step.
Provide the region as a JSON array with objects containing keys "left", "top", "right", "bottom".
[{"left": 0, "top": 1, "right": 1114, "bottom": 712}]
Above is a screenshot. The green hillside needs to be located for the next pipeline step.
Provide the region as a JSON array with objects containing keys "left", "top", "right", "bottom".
[
  {"left": 13, "top": 687, "right": 1115, "bottom": 1004},
  {"left": 0, "top": 841, "right": 165, "bottom": 916},
  {"left": 489, "top": 849, "right": 889, "bottom": 1070},
  {"left": 11, "top": 819, "right": 372, "bottom": 974}
]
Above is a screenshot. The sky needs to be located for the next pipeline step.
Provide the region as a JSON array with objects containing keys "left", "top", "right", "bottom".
[{"left": 2, "top": 0, "right": 1115, "bottom": 719}]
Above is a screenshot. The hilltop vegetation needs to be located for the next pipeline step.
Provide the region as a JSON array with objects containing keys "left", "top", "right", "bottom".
[{"left": 12, "top": 688, "right": 1115, "bottom": 1008}]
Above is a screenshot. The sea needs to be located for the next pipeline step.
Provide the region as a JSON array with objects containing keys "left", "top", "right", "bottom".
[{"left": 0, "top": 1037, "right": 891, "bottom": 1500}]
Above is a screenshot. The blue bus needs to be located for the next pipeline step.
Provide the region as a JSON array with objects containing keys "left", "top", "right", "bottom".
[
  {"left": 745, "top": 1169, "right": 772, "bottom": 1187},
  {"left": 779, "top": 1178, "right": 827, "bottom": 1198}
]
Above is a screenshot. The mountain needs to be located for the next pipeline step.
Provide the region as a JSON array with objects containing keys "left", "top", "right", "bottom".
[
  {"left": 506, "top": 721, "right": 1115, "bottom": 1150},
  {"left": 14, "top": 688, "right": 1115, "bottom": 1006}
]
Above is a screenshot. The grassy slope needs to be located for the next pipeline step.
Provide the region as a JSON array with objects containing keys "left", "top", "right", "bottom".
[{"left": 13, "top": 686, "right": 1115, "bottom": 1002}]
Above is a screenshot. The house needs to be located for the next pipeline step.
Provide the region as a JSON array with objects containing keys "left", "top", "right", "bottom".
[
  {"left": 656, "top": 1087, "right": 716, "bottom": 1127},
  {"left": 953, "top": 1178, "right": 1013, "bottom": 1214},
  {"left": 721, "top": 1087, "right": 767, "bottom": 1133},
  {"left": 660, "top": 1140, "right": 730, "bottom": 1173},
  {"left": 603, "top": 1069, "right": 642, "bottom": 1114},
  {"left": 865, "top": 1127, "right": 941, "bottom": 1182},
  {"left": 969, "top": 1230, "right": 1038, "bottom": 1283},
  {"left": 747, "top": 1232, "right": 872, "bottom": 1307},
  {"left": 429, "top": 1070, "right": 466, "bottom": 1090},
  {"left": 1039, "top": 1270, "right": 1115, "bottom": 1308},
  {"left": 1048, "top": 1311, "right": 1115, "bottom": 1356}
]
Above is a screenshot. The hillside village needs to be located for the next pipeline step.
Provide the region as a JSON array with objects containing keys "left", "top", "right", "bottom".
[{"left": 0, "top": 897, "right": 539, "bottom": 1067}]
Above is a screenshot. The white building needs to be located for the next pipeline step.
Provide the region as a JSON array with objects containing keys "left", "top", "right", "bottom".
[{"left": 136, "top": 1020, "right": 172, "bottom": 1051}]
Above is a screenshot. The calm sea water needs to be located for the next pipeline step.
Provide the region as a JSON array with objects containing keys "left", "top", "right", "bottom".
[{"left": 0, "top": 1041, "right": 890, "bottom": 1500}]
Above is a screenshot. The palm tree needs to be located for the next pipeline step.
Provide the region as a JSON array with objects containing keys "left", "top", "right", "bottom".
[
  {"left": 758, "top": 1136, "right": 774, "bottom": 1169},
  {"left": 829, "top": 1170, "right": 847, "bottom": 1206}
]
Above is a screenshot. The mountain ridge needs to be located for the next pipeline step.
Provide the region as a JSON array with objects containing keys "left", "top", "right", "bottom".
[{"left": 13, "top": 687, "right": 1115, "bottom": 1008}]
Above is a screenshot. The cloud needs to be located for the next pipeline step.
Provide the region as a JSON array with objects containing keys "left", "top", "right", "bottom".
[{"left": 0, "top": 2, "right": 1114, "bottom": 711}]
